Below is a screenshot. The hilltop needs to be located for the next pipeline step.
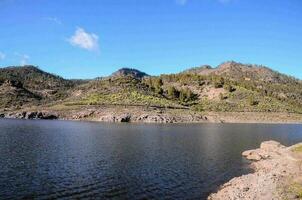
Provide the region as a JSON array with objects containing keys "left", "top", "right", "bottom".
[
  {"left": 111, "top": 68, "right": 149, "bottom": 79},
  {"left": 184, "top": 61, "right": 298, "bottom": 84},
  {"left": 0, "top": 62, "right": 301, "bottom": 123},
  {"left": 0, "top": 66, "right": 79, "bottom": 108}
]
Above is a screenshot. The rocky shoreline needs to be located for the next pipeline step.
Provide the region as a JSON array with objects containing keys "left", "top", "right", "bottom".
[
  {"left": 1, "top": 106, "right": 302, "bottom": 124},
  {"left": 0, "top": 109, "right": 208, "bottom": 123},
  {"left": 208, "top": 141, "right": 302, "bottom": 200},
  {"left": 1, "top": 111, "right": 58, "bottom": 120}
]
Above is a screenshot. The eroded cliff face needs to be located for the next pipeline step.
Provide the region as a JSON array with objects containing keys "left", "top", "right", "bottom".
[{"left": 208, "top": 141, "right": 302, "bottom": 200}]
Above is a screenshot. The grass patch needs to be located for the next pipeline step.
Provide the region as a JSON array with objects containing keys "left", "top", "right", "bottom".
[
  {"left": 293, "top": 145, "right": 302, "bottom": 153},
  {"left": 288, "top": 182, "right": 302, "bottom": 199},
  {"left": 67, "top": 90, "right": 180, "bottom": 107},
  {"left": 49, "top": 103, "right": 84, "bottom": 110}
]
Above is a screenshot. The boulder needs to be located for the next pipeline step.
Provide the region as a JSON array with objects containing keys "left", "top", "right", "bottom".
[
  {"left": 100, "top": 114, "right": 116, "bottom": 122},
  {"left": 5, "top": 112, "right": 26, "bottom": 119},
  {"left": 6, "top": 111, "right": 58, "bottom": 120},
  {"left": 72, "top": 110, "right": 95, "bottom": 120},
  {"left": 115, "top": 113, "right": 131, "bottom": 122},
  {"left": 242, "top": 141, "right": 285, "bottom": 162},
  {"left": 25, "top": 112, "right": 38, "bottom": 119},
  {"left": 39, "top": 112, "right": 58, "bottom": 119},
  {"left": 99, "top": 113, "right": 131, "bottom": 123},
  {"left": 260, "top": 141, "right": 285, "bottom": 151},
  {"left": 242, "top": 150, "right": 263, "bottom": 161},
  {"left": 137, "top": 114, "right": 174, "bottom": 123}
]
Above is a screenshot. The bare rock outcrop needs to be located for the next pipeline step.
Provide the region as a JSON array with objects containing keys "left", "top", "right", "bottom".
[
  {"left": 136, "top": 114, "right": 175, "bottom": 123},
  {"left": 71, "top": 110, "right": 95, "bottom": 120},
  {"left": 208, "top": 141, "right": 302, "bottom": 200},
  {"left": 115, "top": 113, "right": 131, "bottom": 122},
  {"left": 4, "top": 111, "right": 58, "bottom": 120},
  {"left": 99, "top": 113, "right": 131, "bottom": 122}
]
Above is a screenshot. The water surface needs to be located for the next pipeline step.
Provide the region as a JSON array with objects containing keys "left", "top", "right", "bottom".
[{"left": 0, "top": 119, "right": 302, "bottom": 199}]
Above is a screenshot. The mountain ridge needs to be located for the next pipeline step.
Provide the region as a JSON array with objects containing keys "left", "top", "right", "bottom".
[
  {"left": 111, "top": 68, "right": 149, "bottom": 79},
  {"left": 0, "top": 61, "right": 301, "bottom": 118},
  {"left": 183, "top": 61, "right": 300, "bottom": 84},
  {"left": 1, "top": 62, "right": 300, "bottom": 82}
]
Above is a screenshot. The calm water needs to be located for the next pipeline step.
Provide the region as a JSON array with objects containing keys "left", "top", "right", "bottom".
[{"left": 0, "top": 120, "right": 302, "bottom": 200}]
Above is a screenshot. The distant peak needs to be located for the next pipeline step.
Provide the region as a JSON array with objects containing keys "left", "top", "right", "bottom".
[
  {"left": 4, "top": 65, "right": 41, "bottom": 71},
  {"left": 111, "top": 68, "right": 149, "bottom": 79},
  {"left": 22, "top": 65, "right": 36, "bottom": 68},
  {"left": 182, "top": 65, "right": 213, "bottom": 74},
  {"left": 217, "top": 61, "right": 270, "bottom": 69},
  {"left": 203, "top": 65, "right": 212, "bottom": 69},
  {"left": 217, "top": 61, "right": 245, "bottom": 68}
]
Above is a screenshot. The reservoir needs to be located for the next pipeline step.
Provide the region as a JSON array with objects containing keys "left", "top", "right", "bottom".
[{"left": 0, "top": 119, "right": 302, "bottom": 199}]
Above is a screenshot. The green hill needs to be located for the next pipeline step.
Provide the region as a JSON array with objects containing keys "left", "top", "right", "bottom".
[
  {"left": 0, "top": 62, "right": 301, "bottom": 113},
  {"left": 0, "top": 65, "right": 78, "bottom": 108}
]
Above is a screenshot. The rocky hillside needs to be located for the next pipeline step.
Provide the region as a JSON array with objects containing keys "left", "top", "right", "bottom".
[
  {"left": 0, "top": 66, "right": 74, "bottom": 90},
  {"left": 0, "top": 80, "right": 41, "bottom": 108},
  {"left": 0, "top": 66, "right": 77, "bottom": 109},
  {"left": 0, "top": 62, "right": 301, "bottom": 114},
  {"left": 66, "top": 72, "right": 179, "bottom": 108},
  {"left": 110, "top": 68, "right": 149, "bottom": 79},
  {"left": 184, "top": 61, "right": 299, "bottom": 84}
]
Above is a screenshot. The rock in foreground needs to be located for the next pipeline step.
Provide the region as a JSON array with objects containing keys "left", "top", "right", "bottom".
[{"left": 208, "top": 141, "right": 302, "bottom": 200}]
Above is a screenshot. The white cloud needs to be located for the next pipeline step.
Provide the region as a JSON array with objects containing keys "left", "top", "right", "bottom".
[
  {"left": 20, "top": 54, "right": 30, "bottom": 65},
  {"left": 68, "top": 27, "right": 99, "bottom": 51},
  {"left": 0, "top": 52, "right": 5, "bottom": 60},
  {"left": 14, "top": 53, "right": 30, "bottom": 65},
  {"left": 45, "top": 17, "right": 62, "bottom": 25},
  {"left": 176, "top": 0, "right": 188, "bottom": 5}
]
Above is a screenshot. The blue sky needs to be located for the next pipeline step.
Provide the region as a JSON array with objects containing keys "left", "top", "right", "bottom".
[{"left": 0, "top": 0, "right": 301, "bottom": 79}]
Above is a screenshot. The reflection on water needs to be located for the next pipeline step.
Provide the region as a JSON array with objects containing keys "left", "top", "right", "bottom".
[{"left": 0, "top": 119, "right": 302, "bottom": 199}]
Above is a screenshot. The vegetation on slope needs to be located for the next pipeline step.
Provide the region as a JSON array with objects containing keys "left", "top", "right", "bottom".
[
  {"left": 0, "top": 65, "right": 79, "bottom": 108},
  {"left": 0, "top": 62, "right": 301, "bottom": 114}
]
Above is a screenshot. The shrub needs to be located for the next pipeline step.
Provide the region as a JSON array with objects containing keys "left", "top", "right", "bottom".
[
  {"left": 213, "top": 77, "right": 224, "bottom": 88},
  {"left": 224, "top": 84, "right": 235, "bottom": 92},
  {"left": 155, "top": 87, "right": 163, "bottom": 95},
  {"left": 167, "top": 86, "right": 180, "bottom": 99},
  {"left": 179, "top": 88, "right": 197, "bottom": 102},
  {"left": 248, "top": 95, "right": 259, "bottom": 106},
  {"left": 219, "top": 93, "right": 225, "bottom": 100}
]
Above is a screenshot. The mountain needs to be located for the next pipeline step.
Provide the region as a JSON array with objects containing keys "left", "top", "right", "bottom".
[
  {"left": 0, "top": 62, "right": 301, "bottom": 115},
  {"left": 0, "top": 65, "right": 75, "bottom": 90},
  {"left": 66, "top": 70, "right": 175, "bottom": 107},
  {"left": 0, "top": 80, "right": 41, "bottom": 108},
  {"left": 111, "top": 68, "right": 149, "bottom": 79},
  {"left": 0, "top": 65, "right": 77, "bottom": 108},
  {"left": 183, "top": 61, "right": 300, "bottom": 84}
]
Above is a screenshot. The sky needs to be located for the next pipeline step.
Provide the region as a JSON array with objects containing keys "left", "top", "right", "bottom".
[{"left": 0, "top": 0, "right": 302, "bottom": 79}]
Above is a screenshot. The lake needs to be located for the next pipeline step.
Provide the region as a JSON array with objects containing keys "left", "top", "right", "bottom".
[{"left": 0, "top": 119, "right": 302, "bottom": 199}]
